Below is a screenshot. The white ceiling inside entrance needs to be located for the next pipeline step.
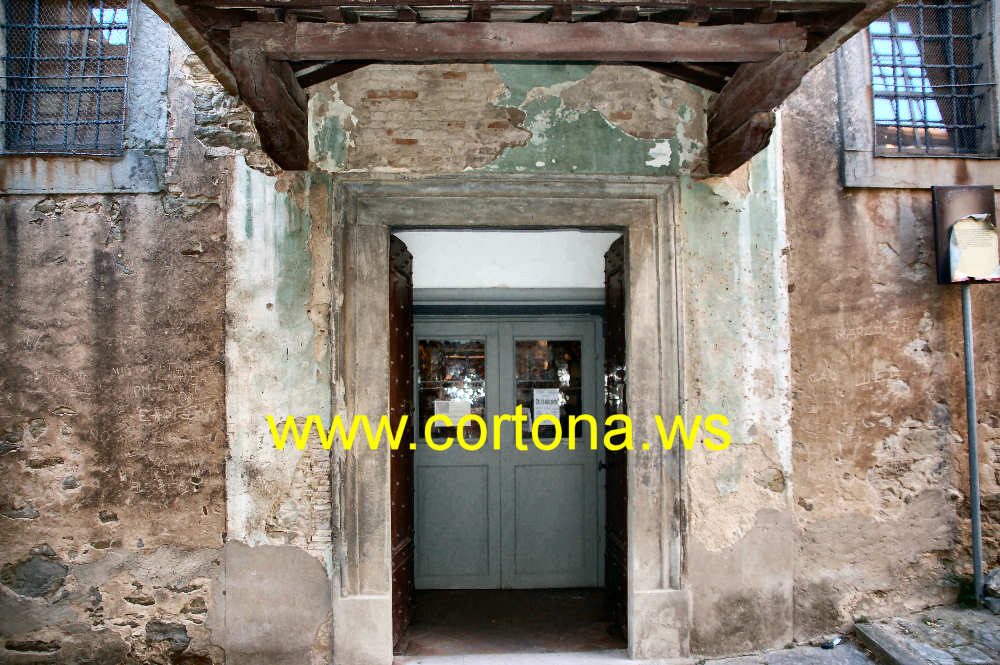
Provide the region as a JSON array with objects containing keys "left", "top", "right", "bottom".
[{"left": 394, "top": 230, "right": 621, "bottom": 289}]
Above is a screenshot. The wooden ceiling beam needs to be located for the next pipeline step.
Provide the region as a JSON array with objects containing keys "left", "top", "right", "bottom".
[
  {"left": 296, "top": 59, "right": 375, "bottom": 87},
  {"left": 642, "top": 62, "right": 731, "bottom": 91},
  {"left": 230, "top": 20, "right": 808, "bottom": 62},
  {"left": 706, "top": 0, "right": 902, "bottom": 174},
  {"left": 468, "top": 3, "right": 492, "bottom": 20},
  {"left": 706, "top": 52, "right": 808, "bottom": 173},
  {"left": 230, "top": 48, "right": 309, "bottom": 169},
  {"left": 180, "top": 0, "right": 864, "bottom": 9}
]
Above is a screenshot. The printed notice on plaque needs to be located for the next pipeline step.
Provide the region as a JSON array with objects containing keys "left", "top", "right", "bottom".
[
  {"left": 448, "top": 400, "right": 471, "bottom": 420},
  {"left": 432, "top": 399, "right": 471, "bottom": 428},
  {"left": 950, "top": 214, "right": 1000, "bottom": 282},
  {"left": 533, "top": 389, "right": 561, "bottom": 420}
]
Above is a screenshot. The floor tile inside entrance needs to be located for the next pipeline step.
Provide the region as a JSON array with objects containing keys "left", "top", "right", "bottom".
[{"left": 396, "top": 589, "right": 626, "bottom": 657}]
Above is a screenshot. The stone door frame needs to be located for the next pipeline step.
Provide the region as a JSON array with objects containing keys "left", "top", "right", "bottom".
[{"left": 329, "top": 175, "right": 690, "bottom": 664}]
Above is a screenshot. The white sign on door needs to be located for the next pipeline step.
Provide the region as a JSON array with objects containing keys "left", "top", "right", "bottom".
[{"left": 533, "top": 388, "right": 561, "bottom": 420}]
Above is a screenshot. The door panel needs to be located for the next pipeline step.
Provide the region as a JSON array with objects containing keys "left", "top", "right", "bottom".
[
  {"left": 417, "top": 463, "right": 492, "bottom": 577},
  {"left": 389, "top": 236, "right": 414, "bottom": 646},
  {"left": 414, "top": 326, "right": 501, "bottom": 589},
  {"left": 604, "top": 236, "right": 628, "bottom": 638},
  {"left": 414, "top": 317, "right": 601, "bottom": 590},
  {"left": 500, "top": 321, "right": 599, "bottom": 589},
  {"left": 513, "top": 463, "right": 587, "bottom": 575}
]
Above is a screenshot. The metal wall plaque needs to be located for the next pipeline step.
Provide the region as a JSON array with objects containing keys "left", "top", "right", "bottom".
[{"left": 932, "top": 185, "right": 999, "bottom": 285}]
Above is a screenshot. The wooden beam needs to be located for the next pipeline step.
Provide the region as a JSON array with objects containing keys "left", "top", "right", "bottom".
[
  {"left": 804, "top": 0, "right": 901, "bottom": 67},
  {"left": 230, "top": 48, "right": 309, "bottom": 169},
  {"left": 550, "top": 3, "right": 573, "bottom": 21},
  {"left": 395, "top": 5, "right": 418, "bottom": 21},
  {"left": 578, "top": 6, "right": 640, "bottom": 22},
  {"left": 709, "top": 111, "right": 776, "bottom": 174},
  {"left": 468, "top": 3, "right": 492, "bottom": 21},
  {"left": 703, "top": 0, "right": 901, "bottom": 174},
  {"left": 296, "top": 60, "right": 374, "bottom": 87},
  {"left": 230, "top": 21, "right": 808, "bottom": 63},
  {"left": 642, "top": 63, "right": 730, "bottom": 91},
  {"left": 182, "top": 0, "right": 864, "bottom": 9},
  {"left": 144, "top": 0, "right": 239, "bottom": 94},
  {"left": 706, "top": 52, "right": 808, "bottom": 174}
]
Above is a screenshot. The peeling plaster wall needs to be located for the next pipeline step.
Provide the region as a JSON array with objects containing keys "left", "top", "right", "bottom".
[
  {"left": 8, "top": 20, "right": 937, "bottom": 661},
  {"left": 677, "top": 131, "right": 795, "bottom": 655},
  {"left": 308, "top": 63, "right": 711, "bottom": 176},
  {"left": 780, "top": 58, "right": 1000, "bottom": 640},
  {"left": 304, "top": 60, "right": 794, "bottom": 657},
  {"left": 0, "top": 6, "right": 333, "bottom": 662},
  {"left": 224, "top": 163, "right": 333, "bottom": 562}
]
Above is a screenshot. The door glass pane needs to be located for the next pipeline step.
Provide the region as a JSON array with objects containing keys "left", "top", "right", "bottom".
[
  {"left": 515, "top": 340, "right": 582, "bottom": 439},
  {"left": 417, "top": 339, "right": 486, "bottom": 441}
]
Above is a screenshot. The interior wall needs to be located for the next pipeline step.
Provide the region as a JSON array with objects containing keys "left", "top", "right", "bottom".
[{"left": 394, "top": 230, "right": 619, "bottom": 289}]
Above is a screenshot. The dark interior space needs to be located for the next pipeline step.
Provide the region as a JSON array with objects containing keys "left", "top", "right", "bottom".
[{"left": 396, "top": 589, "right": 627, "bottom": 656}]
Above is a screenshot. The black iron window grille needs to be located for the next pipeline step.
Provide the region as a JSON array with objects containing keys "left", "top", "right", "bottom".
[
  {"left": 869, "top": 0, "right": 997, "bottom": 155},
  {"left": 1, "top": 0, "right": 132, "bottom": 155}
]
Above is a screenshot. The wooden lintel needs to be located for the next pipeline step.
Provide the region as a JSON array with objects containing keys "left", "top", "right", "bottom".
[
  {"left": 706, "top": 52, "right": 808, "bottom": 174},
  {"left": 230, "top": 48, "right": 309, "bottom": 170},
  {"left": 230, "top": 21, "right": 807, "bottom": 63}
]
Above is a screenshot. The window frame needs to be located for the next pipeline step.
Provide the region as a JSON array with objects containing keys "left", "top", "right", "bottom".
[
  {"left": 868, "top": 0, "right": 998, "bottom": 157},
  {"left": 837, "top": 1, "right": 1000, "bottom": 189},
  {"left": 0, "top": 0, "right": 136, "bottom": 157}
]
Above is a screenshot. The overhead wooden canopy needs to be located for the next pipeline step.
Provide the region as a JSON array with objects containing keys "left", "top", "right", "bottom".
[{"left": 144, "top": 0, "right": 899, "bottom": 173}]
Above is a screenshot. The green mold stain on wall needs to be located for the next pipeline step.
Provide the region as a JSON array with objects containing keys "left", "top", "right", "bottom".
[
  {"left": 493, "top": 63, "right": 596, "bottom": 106},
  {"left": 482, "top": 63, "right": 694, "bottom": 176},
  {"left": 312, "top": 115, "right": 349, "bottom": 171}
]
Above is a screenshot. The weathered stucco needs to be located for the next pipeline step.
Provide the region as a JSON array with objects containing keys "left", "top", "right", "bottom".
[
  {"left": 677, "top": 131, "right": 796, "bottom": 654},
  {"left": 4, "top": 5, "right": 998, "bottom": 663},
  {"left": 308, "top": 63, "right": 710, "bottom": 176},
  {"left": 0, "top": 89, "right": 229, "bottom": 665},
  {"left": 780, "top": 57, "right": 1000, "bottom": 639}
]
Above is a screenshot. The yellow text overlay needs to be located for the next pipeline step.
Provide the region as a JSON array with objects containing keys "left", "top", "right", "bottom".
[{"left": 267, "top": 407, "right": 731, "bottom": 452}]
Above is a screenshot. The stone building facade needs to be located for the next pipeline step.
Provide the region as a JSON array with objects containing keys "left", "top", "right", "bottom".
[{"left": 1, "top": 1, "right": 999, "bottom": 664}]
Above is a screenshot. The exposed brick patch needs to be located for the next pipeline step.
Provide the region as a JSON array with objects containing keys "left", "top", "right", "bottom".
[
  {"left": 312, "top": 64, "right": 530, "bottom": 171},
  {"left": 366, "top": 89, "right": 418, "bottom": 100}
]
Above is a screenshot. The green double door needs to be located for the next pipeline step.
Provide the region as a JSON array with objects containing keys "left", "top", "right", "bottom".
[{"left": 412, "top": 316, "right": 603, "bottom": 589}]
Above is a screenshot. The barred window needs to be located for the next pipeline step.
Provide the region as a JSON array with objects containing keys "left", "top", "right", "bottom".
[
  {"left": 869, "top": 0, "right": 997, "bottom": 156},
  {"left": 1, "top": 0, "right": 132, "bottom": 155}
]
